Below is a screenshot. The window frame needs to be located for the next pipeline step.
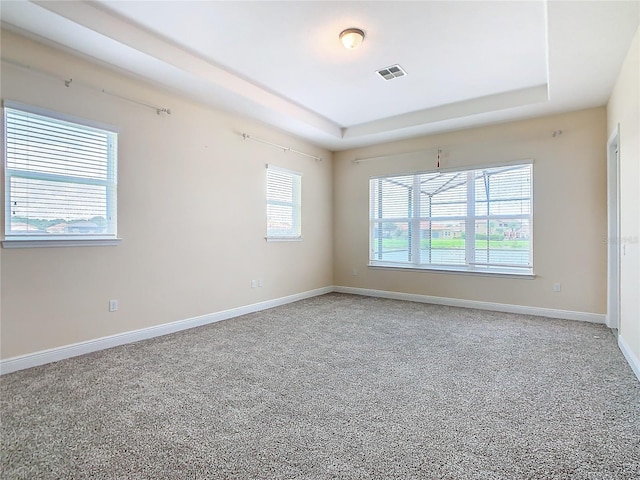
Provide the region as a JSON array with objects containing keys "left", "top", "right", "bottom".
[
  {"left": 265, "top": 164, "right": 302, "bottom": 242},
  {"left": 369, "top": 160, "right": 534, "bottom": 277},
  {"left": 2, "top": 100, "right": 120, "bottom": 248}
]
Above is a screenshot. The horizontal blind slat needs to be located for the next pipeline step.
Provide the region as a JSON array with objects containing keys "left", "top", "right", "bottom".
[
  {"left": 370, "top": 163, "right": 531, "bottom": 272},
  {"left": 266, "top": 166, "right": 301, "bottom": 237},
  {"left": 4, "top": 105, "right": 117, "bottom": 238}
]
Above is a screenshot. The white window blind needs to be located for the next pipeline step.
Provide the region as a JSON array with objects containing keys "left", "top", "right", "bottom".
[
  {"left": 266, "top": 164, "right": 301, "bottom": 240},
  {"left": 3, "top": 102, "right": 118, "bottom": 244},
  {"left": 370, "top": 163, "right": 532, "bottom": 275}
]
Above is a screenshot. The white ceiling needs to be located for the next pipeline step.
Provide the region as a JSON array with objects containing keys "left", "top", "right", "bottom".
[{"left": 1, "top": 1, "right": 638, "bottom": 151}]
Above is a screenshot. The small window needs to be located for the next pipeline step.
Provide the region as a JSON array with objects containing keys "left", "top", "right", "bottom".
[
  {"left": 266, "top": 164, "right": 301, "bottom": 241},
  {"left": 370, "top": 162, "right": 533, "bottom": 275},
  {"left": 3, "top": 101, "right": 118, "bottom": 247}
]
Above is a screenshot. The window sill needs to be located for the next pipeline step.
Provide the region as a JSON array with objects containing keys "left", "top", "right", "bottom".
[
  {"left": 265, "top": 236, "right": 303, "bottom": 242},
  {"left": 368, "top": 263, "right": 535, "bottom": 279},
  {"left": 2, "top": 237, "right": 122, "bottom": 248}
]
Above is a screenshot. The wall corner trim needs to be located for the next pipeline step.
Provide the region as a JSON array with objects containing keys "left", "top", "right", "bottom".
[
  {"left": 0, "top": 286, "right": 333, "bottom": 375},
  {"left": 618, "top": 335, "right": 640, "bottom": 382},
  {"left": 333, "top": 286, "right": 606, "bottom": 323}
]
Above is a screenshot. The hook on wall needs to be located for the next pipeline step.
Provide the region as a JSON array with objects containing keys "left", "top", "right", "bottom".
[
  {"left": 552, "top": 130, "right": 563, "bottom": 137},
  {"left": 2, "top": 59, "right": 172, "bottom": 115}
]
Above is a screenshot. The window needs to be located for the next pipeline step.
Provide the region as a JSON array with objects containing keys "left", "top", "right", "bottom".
[
  {"left": 369, "top": 162, "right": 532, "bottom": 275},
  {"left": 3, "top": 101, "right": 118, "bottom": 247},
  {"left": 266, "top": 164, "right": 301, "bottom": 240}
]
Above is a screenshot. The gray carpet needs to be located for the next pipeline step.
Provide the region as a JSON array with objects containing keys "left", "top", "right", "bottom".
[{"left": 1, "top": 293, "right": 639, "bottom": 479}]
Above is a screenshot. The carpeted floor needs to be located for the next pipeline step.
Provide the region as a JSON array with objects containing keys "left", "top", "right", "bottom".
[{"left": 1, "top": 293, "right": 639, "bottom": 479}]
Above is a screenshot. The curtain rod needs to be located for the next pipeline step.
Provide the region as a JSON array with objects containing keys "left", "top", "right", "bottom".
[
  {"left": 2, "top": 58, "right": 171, "bottom": 115},
  {"left": 242, "top": 133, "right": 322, "bottom": 162},
  {"left": 353, "top": 147, "right": 441, "bottom": 164},
  {"left": 354, "top": 129, "right": 565, "bottom": 165}
]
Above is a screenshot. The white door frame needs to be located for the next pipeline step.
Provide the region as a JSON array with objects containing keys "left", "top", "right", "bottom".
[{"left": 606, "top": 125, "right": 621, "bottom": 330}]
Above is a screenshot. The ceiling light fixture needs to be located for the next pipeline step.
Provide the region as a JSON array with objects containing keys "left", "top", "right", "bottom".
[{"left": 339, "top": 28, "right": 365, "bottom": 49}]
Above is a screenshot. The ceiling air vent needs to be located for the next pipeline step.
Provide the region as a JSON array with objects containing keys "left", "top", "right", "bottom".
[{"left": 377, "top": 64, "right": 407, "bottom": 81}]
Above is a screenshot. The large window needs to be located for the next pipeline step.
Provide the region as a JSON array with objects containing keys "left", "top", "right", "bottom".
[
  {"left": 266, "top": 164, "right": 301, "bottom": 240},
  {"left": 3, "top": 102, "right": 118, "bottom": 247},
  {"left": 369, "top": 163, "right": 532, "bottom": 275}
]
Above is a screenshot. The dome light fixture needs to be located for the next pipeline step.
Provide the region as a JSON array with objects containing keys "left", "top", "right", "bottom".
[{"left": 339, "top": 28, "right": 365, "bottom": 49}]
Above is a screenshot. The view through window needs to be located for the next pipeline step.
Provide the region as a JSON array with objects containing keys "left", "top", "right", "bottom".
[
  {"left": 4, "top": 102, "right": 118, "bottom": 241},
  {"left": 266, "top": 164, "right": 301, "bottom": 240},
  {"left": 369, "top": 163, "right": 532, "bottom": 275}
]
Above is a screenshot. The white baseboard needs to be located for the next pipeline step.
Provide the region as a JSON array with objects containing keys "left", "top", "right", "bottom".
[
  {"left": 618, "top": 335, "right": 640, "bottom": 382},
  {"left": 0, "top": 285, "right": 611, "bottom": 375},
  {"left": 0, "top": 286, "right": 333, "bottom": 375},
  {"left": 333, "top": 286, "right": 606, "bottom": 324}
]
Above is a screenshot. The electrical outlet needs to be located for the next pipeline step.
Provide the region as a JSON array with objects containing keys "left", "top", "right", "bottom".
[
  {"left": 258, "top": 279, "right": 263, "bottom": 287},
  {"left": 553, "top": 283, "right": 561, "bottom": 293},
  {"left": 251, "top": 280, "right": 257, "bottom": 288},
  {"left": 109, "top": 299, "right": 118, "bottom": 312}
]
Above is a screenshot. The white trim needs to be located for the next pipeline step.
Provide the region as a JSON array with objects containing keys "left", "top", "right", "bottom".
[
  {"left": 265, "top": 236, "right": 303, "bottom": 242},
  {"left": 368, "top": 264, "right": 535, "bottom": 279},
  {"left": 4, "top": 102, "right": 119, "bottom": 243},
  {"left": 266, "top": 163, "right": 303, "bottom": 177},
  {"left": 3, "top": 99, "right": 119, "bottom": 133},
  {"left": 1, "top": 285, "right": 613, "bottom": 376},
  {"left": 333, "top": 286, "right": 606, "bottom": 323},
  {"left": 2, "top": 238, "right": 122, "bottom": 248},
  {"left": 618, "top": 335, "right": 640, "bottom": 382},
  {"left": 369, "top": 163, "right": 533, "bottom": 277},
  {"left": 606, "top": 125, "right": 621, "bottom": 329},
  {"left": 0, "top": 286, "right": 332, "bottom": 375},
  {"left": 369, "top": 157, "right": 534, "bottom": 178}
]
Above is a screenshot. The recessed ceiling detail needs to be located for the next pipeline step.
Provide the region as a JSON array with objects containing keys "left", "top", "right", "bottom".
[
  {"left": 0, "top": 1, "right": 637, "bottom": 150},
  {"left": 376, "top": 65, "right": 406, "bottom": 81}
]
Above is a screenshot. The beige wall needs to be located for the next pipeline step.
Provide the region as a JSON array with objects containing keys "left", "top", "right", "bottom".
[
  {"left": 607, "top": 27, "right": 640, "bottom": 367},
  {"left": 0, "top": 26, "right": 629, "bottom": 365},
  {"left": 334, "top": 108, "right": 608, "bottom": 314},
  {"left": 0, "top": 31, "right": 333, "bottom": 359}
]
